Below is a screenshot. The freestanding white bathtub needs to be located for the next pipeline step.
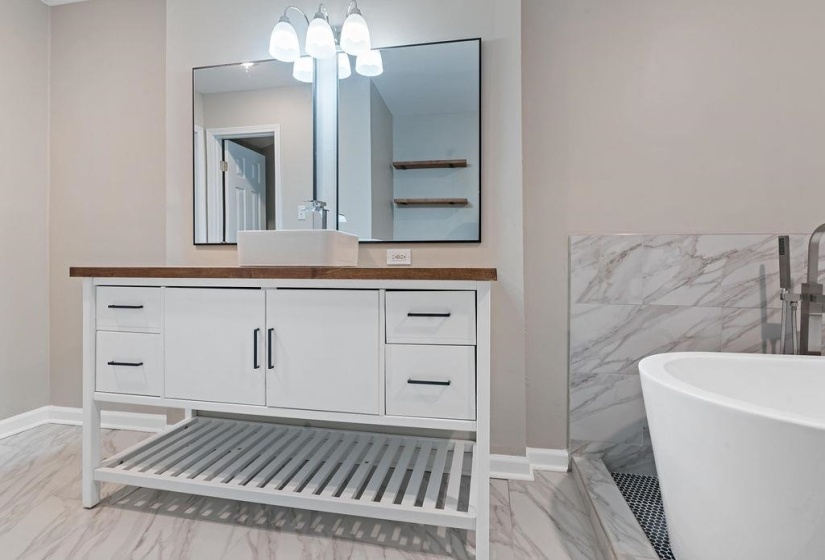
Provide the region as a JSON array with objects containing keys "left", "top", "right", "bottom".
[{"left": 640, "top": 352, "right": 825, "bottom": 560}]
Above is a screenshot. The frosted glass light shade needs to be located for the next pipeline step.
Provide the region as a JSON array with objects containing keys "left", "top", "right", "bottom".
[
  {"left": 355, "top": 50, "right": 383, "bottom": 77},
  {"left": 338, "top": 53, "right": 351, "bottom": 79},
  {"left": 305, "top": 17, "right": 336, "bottom": 59},
  {"left": 340, "top": 12, "right": 371, "bottom": 56},
  {"left": 269, "top": 18, "right": 300, "bottom": 62},
  {"left": 293, "top": 57, "right": 314, "bottom": 83}
]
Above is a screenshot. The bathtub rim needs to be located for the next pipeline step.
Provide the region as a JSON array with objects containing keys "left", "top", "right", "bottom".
[{"left": 639, "top": 352, "right": 825, "bottom": 432}]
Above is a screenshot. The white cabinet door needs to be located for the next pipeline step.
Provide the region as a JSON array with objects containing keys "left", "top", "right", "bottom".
[
  {"left": 165, "top": 288, "right": 265, "bottom": 405},
  {"left": 266, "top": 290, "right": 380, "bottom": 415}
]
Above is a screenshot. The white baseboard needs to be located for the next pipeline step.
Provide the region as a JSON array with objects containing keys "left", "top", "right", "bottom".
[
  {"left": 0, "top": 406, "right": 167, "bottom": 441},
  {"left": 48, "top": 406, "right": 167, "bottom": 432},
  {"left": 490, "top": 447, "right": 570, "bottom": 480},
  {"left": 490, "top": 454, "right": 533, "bottom": 480},
  {"left": 527, "top": 447, "right": 570, "bottom": 473},
  {"left": 0, "top": 407, "right": 52, "bottom": 441}
]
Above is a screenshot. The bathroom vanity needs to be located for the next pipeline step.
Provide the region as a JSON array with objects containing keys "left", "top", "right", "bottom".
[{"left": 71, "top": 266, "right": 496, "bottom": 557}]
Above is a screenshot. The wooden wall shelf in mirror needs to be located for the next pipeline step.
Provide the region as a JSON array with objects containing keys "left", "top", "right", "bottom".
[
  {"left": 393, "top": 198, "right": 469, "bottom": 206},
  {"left": 338, "top": 38, "right": 482, "bottom": 243},
  {"left": 392, "top": 159, "right": 468, "bottom": 170}
]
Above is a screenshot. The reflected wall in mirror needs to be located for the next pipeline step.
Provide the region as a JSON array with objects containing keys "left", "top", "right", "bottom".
[
  {"left": 193, "top": 60, "right": 314, "bottom": 244},
  {"left": 338, "top": 39, "right": 481, "bottom": 243}
]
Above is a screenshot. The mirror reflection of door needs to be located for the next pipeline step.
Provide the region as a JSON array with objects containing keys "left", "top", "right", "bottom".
[
  {"left": 193, "top": 60, "right": 314, "bottom": 245},
  {"left": 224, "top": 139, "right": 267, "bottom": 243}
]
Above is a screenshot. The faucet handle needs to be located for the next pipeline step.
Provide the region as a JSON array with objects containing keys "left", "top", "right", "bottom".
[{"left": 304, "top": 199, "right": 327, "bottom": 209}]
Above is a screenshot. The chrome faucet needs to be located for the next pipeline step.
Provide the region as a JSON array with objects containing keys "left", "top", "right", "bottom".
[
  {"left": 778, "top": 223, "right": 825, "bottom": 355},
  {"left": 305, "top": 200, "right": 329, "bottom": 230},
  {"left": 799, "top": 223, "right": 825, "bottom": 355}
]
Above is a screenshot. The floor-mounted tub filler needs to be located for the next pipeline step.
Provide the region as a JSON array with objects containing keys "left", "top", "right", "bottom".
[{"left": 640, "top": 352, "right": 825, "bottom": 560}]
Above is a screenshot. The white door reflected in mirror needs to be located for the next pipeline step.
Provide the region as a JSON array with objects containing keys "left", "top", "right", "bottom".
[
  {"left": 193, "top": 60, "right": 314, "bottom": 244},
  {"left": 224, "top": 140, "right": 266, "bottom": 243}
]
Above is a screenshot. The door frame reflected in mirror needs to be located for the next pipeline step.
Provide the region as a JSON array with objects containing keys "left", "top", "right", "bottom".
[{"left": 192, "top": 58, "right": 317, "bottom": 246}]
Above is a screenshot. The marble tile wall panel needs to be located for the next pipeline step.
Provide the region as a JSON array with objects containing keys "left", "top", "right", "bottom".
[
  {"left": 570, "top": 236, "right": 646, "bottom": 305},
  {"left": 569, "top": 304, "right": 722, "bottom": 375},
  {"left": 568, "top": 233, "right": 815, "bottom": 474},
  {"left": 569, "top": 233, "right": 812, "bottom": 309},
  {"left": 570, "top": 373, "right": 646, "bottom": 446}
]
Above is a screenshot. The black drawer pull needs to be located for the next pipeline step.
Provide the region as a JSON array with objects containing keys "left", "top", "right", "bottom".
[
  {"left": 253, "top": 328, "right": 261, "bottom": 370},
  {"left": 407, "top": 312, "right": 452, "bottom": 318},
  {"left": 108, "top": 304, "right": 144, "bottom": 309},
  {"left": 408, "top": 379, "right": 451, "bottom": 386},
  {"left": 107, "top": 361, "right": 144, "bottom": 367},
  {"left": 268, "top": 328, "right": 275, "bottom": 369}
]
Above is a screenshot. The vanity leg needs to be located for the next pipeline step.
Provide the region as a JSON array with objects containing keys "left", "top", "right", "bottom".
[
  {"left": 475, "top": 282, "right": 492, "bottom": 560},
  {"left": 81, "top": 278, "right": 101, "bottom": 508},
  {"left": 82, "top": 400, "right": 101, "bottom": 508}
]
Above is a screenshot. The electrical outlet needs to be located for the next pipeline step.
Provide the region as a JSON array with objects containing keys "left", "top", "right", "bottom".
[
  {"left": 297, "top": 205, "right": 307, "bottom": 221},
  {"left": 387, "top": 249, "right": 412, "bottom": 266}
]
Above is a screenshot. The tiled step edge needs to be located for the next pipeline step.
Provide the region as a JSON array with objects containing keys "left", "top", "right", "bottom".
[{"left": 572, "top": 455, "right": 659, "bottom": 560}]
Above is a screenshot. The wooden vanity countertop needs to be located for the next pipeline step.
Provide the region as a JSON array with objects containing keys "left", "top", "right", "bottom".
[{"left": 69, "top": 266, "right": 498, "bottom": 281}]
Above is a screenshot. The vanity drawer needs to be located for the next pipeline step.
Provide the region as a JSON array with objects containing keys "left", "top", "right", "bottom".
[
  {"left": 96, "top": 287, "right": 162, "bottom": 332},
  {"left": 96, "top": 331, "right": 163, "bottom": 397},
  {"left": 386, "top": 345, "right": 476, "bottom": 420},
  {"left": 385, "top": 291, "right": 476, "bottom": 345}
]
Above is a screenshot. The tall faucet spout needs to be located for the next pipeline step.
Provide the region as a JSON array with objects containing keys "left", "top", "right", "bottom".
[{"left": 807, "top": 223, "right": 825, "bottom": 284}]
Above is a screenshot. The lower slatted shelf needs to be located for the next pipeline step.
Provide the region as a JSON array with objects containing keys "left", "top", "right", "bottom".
[{"left": 96, "top": 417, "right": 477, "bottom": 529}]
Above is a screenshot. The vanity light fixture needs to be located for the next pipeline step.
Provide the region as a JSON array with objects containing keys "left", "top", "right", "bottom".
[
  {"left": 269, "top": 2, "right": 381, "bottom": 78},
  {"left": 305, "top": 7, "right": 336, "bottom": 59},
  {"left": 339, "top": 4, "right": 371, "bottom": 56},
  {"left": 355, "top": 49, "right": 383, "bottom": 77},
  {"left": 269, "top": 16, "right": 301, "bottom": 62},
  {"left": 292, "top": 56, "right": 315, "bottom": 83}
]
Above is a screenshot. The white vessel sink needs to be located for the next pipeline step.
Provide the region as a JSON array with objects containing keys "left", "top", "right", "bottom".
[{"left": 238, "top": 230, "right": 359, "bottom": 267}]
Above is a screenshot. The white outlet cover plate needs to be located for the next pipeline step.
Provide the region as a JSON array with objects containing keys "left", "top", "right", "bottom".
[{"left": 387, "top": 249, "right": 412, "bottom": 266}]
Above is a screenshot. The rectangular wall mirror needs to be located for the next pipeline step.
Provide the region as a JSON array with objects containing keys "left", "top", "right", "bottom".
[
  {"left": 338, "top": 38, "right": 482, "bottom": 243},
  {"left": 193, "top": 60, "right": 315, "bottom": 245}
]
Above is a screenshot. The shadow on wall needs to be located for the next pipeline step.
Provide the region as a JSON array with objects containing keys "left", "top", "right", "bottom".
[{"left": 567, "top": 233, "right": 812, "bottom": 475}]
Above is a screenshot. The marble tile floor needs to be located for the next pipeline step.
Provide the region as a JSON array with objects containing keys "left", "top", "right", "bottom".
[{"left": 0, "top": 425, "right": 606, "bottom": 560}]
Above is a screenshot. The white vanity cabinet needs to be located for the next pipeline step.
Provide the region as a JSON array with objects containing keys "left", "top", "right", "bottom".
[
  {"left": 74, "top": 267, "right": 495, "bottom": 559},
  {"left": 266, "top": 289, "right": 380, "bottom": 415},
  {"left": 165, "top": 288, "right": 266, "bottom": 405}
]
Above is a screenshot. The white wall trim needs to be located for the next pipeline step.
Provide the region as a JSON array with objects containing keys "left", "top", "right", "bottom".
[
  {"left": 527, "top": 447, "right": 571, "bottom": 472},
  {"left": 490, "top": 447, "right": 570, "bottom": 480},
  {"left": 41, "top": 0, "right": 90, "bottom": 6},
  {"left": 0, "top": 407, "right": 52, "bottom": 441},
  {"left": 0, "top": 406, "right": 166, "bottom": 441},
  {"left": 490, "top": 454, "right": 533, "bottom": 480},
  {"left": 49, "top": 406, "right": 167, "bottom": 432}
]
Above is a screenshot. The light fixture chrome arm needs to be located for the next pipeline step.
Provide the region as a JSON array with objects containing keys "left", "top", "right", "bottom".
[
  {"left": 282, "top": 5, "right": 310, "bottom": 25},
  {"left": 346, "top": 1, "right": 361, "bottom": 16},
  {"left": 314, "top": 4, "right": 330, "bottom": 22}
]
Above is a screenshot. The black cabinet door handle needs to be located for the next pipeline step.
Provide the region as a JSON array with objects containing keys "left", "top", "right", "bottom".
[
  {"left": 253, "top": 328, "right": 261, "bottom": 369},
  {"left": 108, "top": 305, "right": 144, "bottom": 309},
  {"left": 407, "top": 379, "right": 451, "bottom": 386},
  {"left": 407, "top": 312, "right": 452, "bottom": 318},
  {"left": 107, "top": 361, "right": 144, "bottom": 367},
  {"left": 268, "top": 328, "right": 275, "bottom": 369}
]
